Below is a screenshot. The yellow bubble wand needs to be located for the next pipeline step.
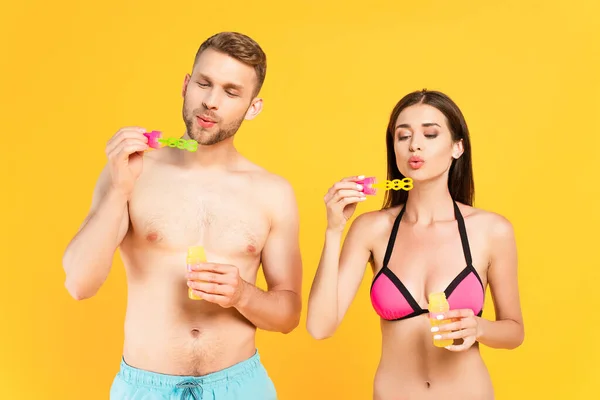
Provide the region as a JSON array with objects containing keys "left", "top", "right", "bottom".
[{"left": 356, "top": 176, "right": 414, "bottom": 195}]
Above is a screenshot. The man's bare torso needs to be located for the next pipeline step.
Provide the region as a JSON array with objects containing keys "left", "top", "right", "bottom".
[{"left": 117, "top": 147, "right": 274, "bottom": 376}]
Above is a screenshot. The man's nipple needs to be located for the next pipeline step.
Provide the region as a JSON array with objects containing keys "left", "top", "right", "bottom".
[{"left": 146, "top": 231, "right": 160, "bottom": 242}]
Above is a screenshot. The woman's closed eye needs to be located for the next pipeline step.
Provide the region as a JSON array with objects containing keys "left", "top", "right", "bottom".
[{"left": 398, "top": 133, "right": 438, "bottom": 140}]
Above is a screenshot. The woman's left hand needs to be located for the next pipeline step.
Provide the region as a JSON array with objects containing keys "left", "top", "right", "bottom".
[{"left": 431, "top": 309, "right": 483, "bottom": 351}]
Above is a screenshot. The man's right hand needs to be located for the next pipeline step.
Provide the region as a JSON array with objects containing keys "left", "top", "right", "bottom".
[{"left": 105, "top": 127, "right": 149, "bottom": 198}]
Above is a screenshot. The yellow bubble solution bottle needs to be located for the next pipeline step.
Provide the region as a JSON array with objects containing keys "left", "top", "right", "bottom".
[
  {"left": 187, "top": 246, "right": 206, "bottom": 300},
  {"left": 428, "top": 292, "right": 453, "bottom": 347}
]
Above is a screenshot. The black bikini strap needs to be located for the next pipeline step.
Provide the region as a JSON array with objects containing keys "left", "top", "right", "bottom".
[
  {"left": 453, "top": 200, "right": 473, "bottom": 267},
  {"left": 382, "top": 202, "right": 472, "bottom": 268},
  {"left": 382, "top": 206, "right": 405, "bottom": 268}
]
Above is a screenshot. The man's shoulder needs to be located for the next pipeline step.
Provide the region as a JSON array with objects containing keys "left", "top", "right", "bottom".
[
  {"left": 238, "top": 156, "right": 289, "bottom": 185},
  {"left": 236, "top": 157, "right": 297, "bottom": 209},
  {"left": 252, "top": 169, "right": 296, "bottom": 200}
]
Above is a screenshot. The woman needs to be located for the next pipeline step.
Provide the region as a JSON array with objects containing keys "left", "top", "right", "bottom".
[{"left": 306, "top": 90, "right": 524, "bottom": 400}]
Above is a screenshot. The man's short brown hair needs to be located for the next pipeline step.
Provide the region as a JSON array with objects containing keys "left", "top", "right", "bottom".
[{"left": 194, "top": 31, "right": 267, "bottom": 97}]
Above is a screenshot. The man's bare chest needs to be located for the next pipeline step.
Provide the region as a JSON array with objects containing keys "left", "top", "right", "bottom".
[{"left": 127, "top": 177, "right": 270, "bottom": 258}]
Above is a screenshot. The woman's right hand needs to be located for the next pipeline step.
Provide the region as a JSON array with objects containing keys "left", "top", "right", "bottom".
[{"left": 323, "top": 176, "right": 367, "bottom": 232}]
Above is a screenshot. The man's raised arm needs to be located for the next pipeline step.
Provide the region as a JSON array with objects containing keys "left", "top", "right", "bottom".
[{"left": 62, "top": 127, "right": 148, "bottom": 300}]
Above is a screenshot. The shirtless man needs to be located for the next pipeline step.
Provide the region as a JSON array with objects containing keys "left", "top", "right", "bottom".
[{"left": 62, "top": 32, "right": 302, "bottom": 400}]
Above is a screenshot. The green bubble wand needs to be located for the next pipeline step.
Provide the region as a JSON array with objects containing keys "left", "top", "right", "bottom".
[{"left": 143, "top": 131, "right": 198, "bottom": 152}]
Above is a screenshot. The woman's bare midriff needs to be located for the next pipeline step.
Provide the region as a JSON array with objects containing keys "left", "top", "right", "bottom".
[{"left": 373, "top": 316, "right": 494, "bottom": 400}]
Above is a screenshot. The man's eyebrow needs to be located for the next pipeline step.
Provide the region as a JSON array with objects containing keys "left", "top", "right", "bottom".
[
  {"left": 197, "top": 73, "right": 244, "bottom": 90},
  {"left": 224, "top": 82, "right": 244, "bottom": 90}
]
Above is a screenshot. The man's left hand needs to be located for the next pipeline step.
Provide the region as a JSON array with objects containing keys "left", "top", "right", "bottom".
[{"left": 186, "top": 262, "right": 246, "bottom": 308}]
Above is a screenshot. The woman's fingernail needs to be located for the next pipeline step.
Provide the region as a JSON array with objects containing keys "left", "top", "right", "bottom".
[
  {"left": 357, "top": 184, "right": 363, "bottom": 190},
  {"left": 358, "top": 175, "right": 365, "bottom": 179},
  {"left": 431, "top": 327, "right": 439, "bottom": 332},
  {"left": 437, "top": 314, "right": 444, "bottom": 320},
  {"left": 434, "top": 335, "right": 442, "bottom": 340}
]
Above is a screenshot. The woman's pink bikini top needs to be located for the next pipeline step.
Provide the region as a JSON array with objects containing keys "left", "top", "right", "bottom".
[{"left": 370, "top": 200, "right": 485, "bottom": 321}]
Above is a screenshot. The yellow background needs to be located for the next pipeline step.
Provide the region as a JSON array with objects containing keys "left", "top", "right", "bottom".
[{"left": 1, "top": 0, "right": 598, "bottom": 399}]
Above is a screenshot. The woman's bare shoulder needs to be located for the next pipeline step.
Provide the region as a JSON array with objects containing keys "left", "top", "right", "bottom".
[
  {"left": 350, "top": 205, "right": 404, "bottom": 236},
  {"left": 457, "top": 202, "right": 515, "bottom": 238}
]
